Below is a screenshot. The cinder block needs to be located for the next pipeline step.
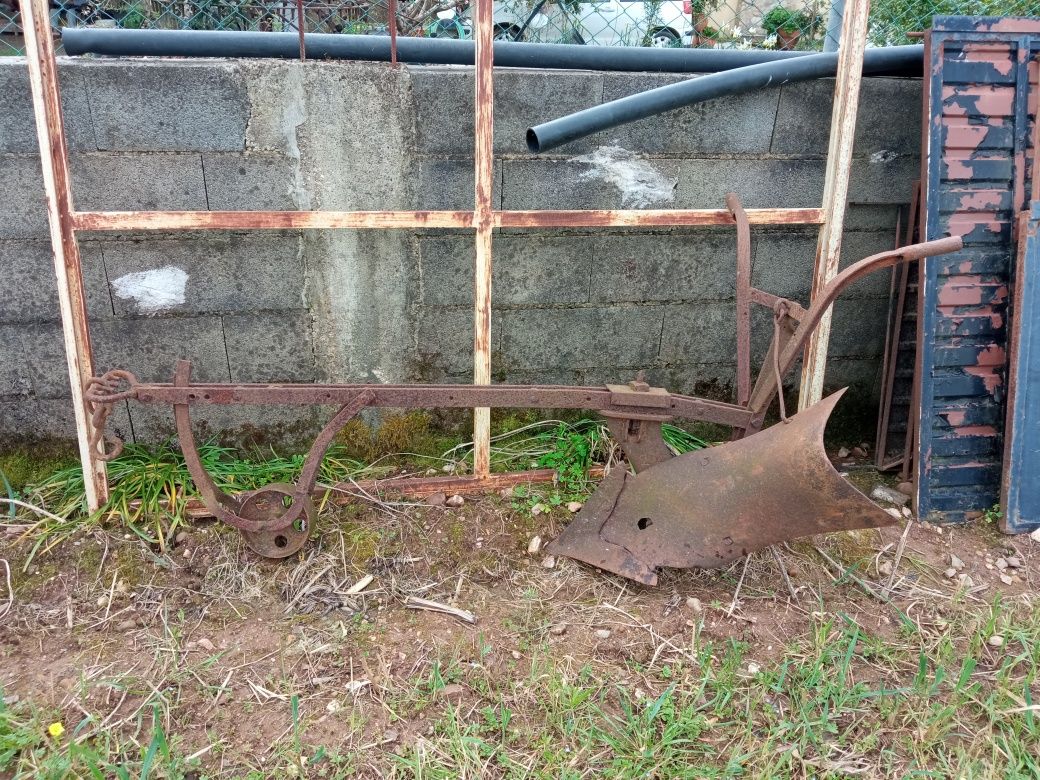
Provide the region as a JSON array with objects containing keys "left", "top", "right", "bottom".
[
  {"left": 127, "top": 402, "right": 324, "bottom": 449},
  {"left": 412, "top": 307, "right": 502, "bottom": 377},
  {"left": 101, "top": 236, "right": 305, "bottom": 315},
  {"left": 0, "top": 399, "right": 77, "bottom": 440},
  {"left": 417, "top": 234, "right": 593, "bottom": 306},
  {"left": 676, "top": 158, "right": 825, "bottom": 209},
  {"left": 0, "top": 241, "right": 113, "bottom": 322},
  {"left": 600, "top": 73, "right": 779, "bottom": 155},
  {"left": 71, "top": 153, "right": 208, "bottom": 212},
  {"left": 0, "top": 324, "right": 33, "bottom": 398},
  {"left": 658, "top": 302, "right": 737, "bottom": 364},
  {"left": 849, "top": 154, "right": 919, "bottom": 205},
  {"left": 91, "top": 316, "right": 231, "bottom": 385},
  {"left": 415, "top": 159, "right": 503, "bottom": 211},
  {"left": 771, "top": 78, "right": 922, "bottom": 157},
  {"left": 494, "top": 367, "right": 586, "bottom": 386},
  {"left": 829, "top": 297, "right": 889, "bottom": 358},
  {"left": 0, "top": 62, "right": 95, "bottom": 153},
  {"left": 223, "top": 313, "right": 319, "bottom": 383},
  {"left": 590, "top": 230, "right": 736, "bottom": 303},
  {"left": 825, "top": 357, "right": 882, "bottom": 398},
  {"left": 83, "top": 60, "right": 248, "bottom": 152},
  {"left": 582, "top": 363, "right": 736, "bottom": 402},
  {"left": 752, "top": 229, "right": 900, "bottom": 302},
  {"left": 0, "top": 156, "right": 47, "bottom": 239},
  {"left": 501, "top": 157, "right": 681, "bottom": 211},
  {"left": 17, "top": 321, "right": 71, "bottom": 399},
  {"left": 202, "top": 153, "right": 299, "bottom": 210},
  {"left": 845, "top": 204, "right": 903, "bottom": 230},
  {"left": 501, "top": 305, "right": 663, "bottom": 371}
]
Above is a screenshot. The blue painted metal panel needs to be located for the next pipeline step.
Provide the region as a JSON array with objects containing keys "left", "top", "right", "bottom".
[
  {"left": 917, "top": 16, "right": 1040, "bottom": 523},
  {"left": 1001, "top": 205, "right": 1040, "bottom": 533}
]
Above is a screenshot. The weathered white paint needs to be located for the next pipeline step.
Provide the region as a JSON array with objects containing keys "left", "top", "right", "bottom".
[
  {"left": 576, "top": 145, "right": 677, "bottom": 208},
  {"left": 111, "top": 266, "right": 188, "bottom": 314}
]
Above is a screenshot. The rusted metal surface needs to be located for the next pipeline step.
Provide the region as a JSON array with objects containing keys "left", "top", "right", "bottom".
[
  {"left": 875, "top": 181, "right": 921, "bottom": 473},
  {"left": 917, "top": 17, "right": 1040, "bottom": 523},
  {"left": 547, "top": 390, "right": 896, "bottom": 586},
  {"left": 85, "top": 235, "right": 962, "bottom": 577},
  {"left": 295, "top": 0, "right": 306, "bottom": 60},
  {"left": 70, "top": 208, "right": 826, "bottom": 233},
  {"left": 19, "top": 0, "right": 108, "bottom": 510},
  {"left": 1000, "top": 206, "right": 1040, "bottom": 533}
]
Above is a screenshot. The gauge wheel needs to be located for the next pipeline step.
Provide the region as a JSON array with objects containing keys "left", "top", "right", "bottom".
[{"left": 649, "top": 27, "right": 680, "bottom": 47}]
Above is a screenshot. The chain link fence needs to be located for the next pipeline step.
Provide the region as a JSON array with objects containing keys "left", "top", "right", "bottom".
[{"left": 1, "top": 0, "right": 1038, "bottom": 57}]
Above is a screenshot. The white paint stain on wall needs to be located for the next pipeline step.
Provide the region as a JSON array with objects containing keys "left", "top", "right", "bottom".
[
  {"left": 110, "top": 266, "right": 189, "bottom": 314},
  {"left": 575, "top": 145, "right": 677, "bottom": 208}
]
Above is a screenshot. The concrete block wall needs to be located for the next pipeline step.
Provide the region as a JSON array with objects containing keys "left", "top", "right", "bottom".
[{"left": 0, "top": 57, "right": 922, "bottom": 446}]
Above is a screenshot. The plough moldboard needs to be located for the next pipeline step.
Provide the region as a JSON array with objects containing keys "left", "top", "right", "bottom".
[{"left": 83, "top": 212, "right": 962, "bottom": 585}]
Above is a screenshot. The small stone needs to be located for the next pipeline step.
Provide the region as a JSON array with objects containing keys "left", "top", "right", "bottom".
[
  {"left": 527, "top": 536, "right": 542, "bottom": 555},
  {"left": 116, "top": 619, "right": 136, "bottom": 632},
  {"left": 944, "top": 567, "right": 958, "bottom": 579},
  {"left": 878, "top": 560, "right": 893, "bottom": 576},
  {"left": 498, "top": 487, "right": 514, "bottom": 499},
  {"left": 987, "top": 635, "right": 1004, "bottom": 648},
  {"left": 1006, "top": 556, "right": 1022, "bottom": 568},
  {"left": 851, "top": 446, "right": 868, "bottom": 459},
  {"left": 445, "top": 494, "right": 465, "bottom": 508},
  {"left": 510, "top": 650, "right": 521, "bottom": 660},
  {"left": 885, "top": 507, "right": 902, "bottom": 519},
  {"left": 95, "top": 596, "right": 106, "bottom": 607},
  {"left": 326, "top": 700, "right": 342, "bottom": 714},
  {"left": 175, "top": 531, "right": 189, "bottom": 544},
  {"left": 896, "top": 481, "right": 914, "bottom": 496},
  {"left": 951, "top": 555, "right": 965, "bottom": 571},
  {"left": 985, "top": 563, "right": 994, "bottom": 570},
  {"left": 441, "top": 463, "right": 455, "bottom": 473},
  {"left": 996, "top": 558, "right": 1008, "bottom": 570},
  {"left": 345, "top": 680, "right": 370, "bottom": 696},
  {"left": 383, "top": 729, "right": 399, "bottom": 743},
  {"left": 957, "top": 573, "right": 974, "bottom": 587},
  {"left": 594, "top": 629, "right": 611, "bottom": 639},
  {"left": 531, "top": 503, "right": 546, "bottom": 516},
  {"left": 425, "top": 492, "right": 447, "bottom": 507},
  {"left": 837, "top": 447, "right": 850, "bottom": 458},
  {"left": 566, "top": 501, "right": 583, "bottom": 513},
  {"left": 871, "top": 485, "right": 910, "bottom": 506},
  {"left": 999, "top": 574, "right": 1013, "bottom": 585},
  {"left": 1030, "top": 529, "right": 1040, "bottom": 543},
  {"left": 549, "top": 624, "right": 567, "bottom": 636},
  {"left": 747, "top": 662, "right": 761, "bottom": 674},
  {"left": 196, "top": 637, "right": 216, "bottom": 652},
  {"left": 901, "top": 507, "right": 912, "bottom": 518},
  {"left": 686, "top": 596, "right": 703, "bottom": 613},
  {"left": 541, "top": 555, "right": 556, "bottom": 569}
]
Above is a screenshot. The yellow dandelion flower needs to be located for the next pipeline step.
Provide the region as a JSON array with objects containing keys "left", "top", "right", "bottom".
[{"left": 47, "top": 722, "right": 65, "bottom": 738}]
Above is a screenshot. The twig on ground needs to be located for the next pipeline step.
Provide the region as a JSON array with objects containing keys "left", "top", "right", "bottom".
[
  {"left": 1, "top": 497, "right": 71, "bottom": 524},
  {"left": 727, "top": 555, "right": 752, "bottom": 617},
  {"left": 403, "top": 596, "right": 476, "bottom": 624},
  {"left": 0, "top": 559, "right": 12, "bottom": 621},
  {"left": 770, "top": 546, "right": 798, "bottom": 601},
  {"left": 814, "top": 546, "right": 895, "bottom": 605},
  {"left": 346, "top": 574, "right": 375, "bottom": 594},
  {"left": 883, "top": 520, "right": 914, "bottom": 598}
]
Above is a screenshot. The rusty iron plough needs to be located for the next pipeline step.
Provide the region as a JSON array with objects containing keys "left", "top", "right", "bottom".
[{"left": 83, "top": 197, "right": 962, "bottom": 584}]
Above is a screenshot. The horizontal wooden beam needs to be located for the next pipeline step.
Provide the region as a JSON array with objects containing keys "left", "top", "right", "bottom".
[{"left": 71, "top": 207, "right": 825, "bottom": 232}]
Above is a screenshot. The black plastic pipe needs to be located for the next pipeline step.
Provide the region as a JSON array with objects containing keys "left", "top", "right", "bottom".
[
  {"left": 527, "top": 45, "right": 923, "bottom": 153},
  {"left": 62, "top": 27, "right": 820, "bottom": 72}
]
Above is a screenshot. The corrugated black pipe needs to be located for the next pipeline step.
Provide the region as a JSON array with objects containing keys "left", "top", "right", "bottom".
[
  {"left": 527, "top": 45, "right": 923, "bottom": 153},
  {"left": 62, "top": 27, "right": 819, "bottom": 72}
]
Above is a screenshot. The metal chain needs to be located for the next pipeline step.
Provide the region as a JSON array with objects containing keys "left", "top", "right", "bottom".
[{"left": 83, "top": 370, "right": 140, "bottom": 462}]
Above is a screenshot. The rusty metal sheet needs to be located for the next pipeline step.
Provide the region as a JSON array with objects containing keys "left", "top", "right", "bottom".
[
  {"left": 918, "top": 17, "right": 1040, "bottom": 522},
  {"left": 547, "top": 389, "right": 896, "bottom": 585}
]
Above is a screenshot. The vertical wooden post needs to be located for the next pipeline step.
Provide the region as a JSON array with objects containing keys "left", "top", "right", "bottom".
[
  {"left": 472, "top": 0, "right": 494, "bottom": 478},
  {"left": 797, "top": 0, "right": 870, "bottom": 410},
  {"left": 20, "top": 0, "right": 107, "bottom": 510}
]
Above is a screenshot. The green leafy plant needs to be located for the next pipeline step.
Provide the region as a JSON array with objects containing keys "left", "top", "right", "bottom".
[{"left": 762, "top": 5, "right": 809, "bottom": 34}]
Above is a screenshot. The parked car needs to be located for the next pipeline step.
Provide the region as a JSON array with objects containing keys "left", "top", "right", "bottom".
[{"left": 442, "top": 0, "right": 693, "bottom": 46}]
